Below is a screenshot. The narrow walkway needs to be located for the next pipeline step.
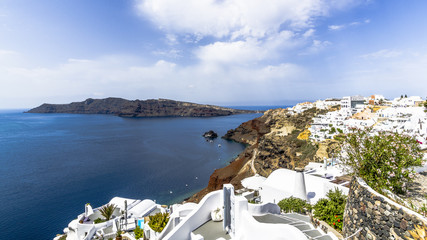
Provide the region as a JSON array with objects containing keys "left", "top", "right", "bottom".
[
  {"left": 192, "top": 220, "right": 230, "bottom": 240},
  {"left": 254, "top": 213, "right": 333, "bottom": 240},
  {"left": 250, "top": 149, "right": 258, "bottom": 174}
]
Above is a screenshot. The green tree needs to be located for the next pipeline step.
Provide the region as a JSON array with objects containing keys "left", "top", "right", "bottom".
[
  {"left": 339, "top": 128, "right": 424, "bottom": 194},
  {"left": 99, "top": 204, "right": 116, "bottom": 221}
]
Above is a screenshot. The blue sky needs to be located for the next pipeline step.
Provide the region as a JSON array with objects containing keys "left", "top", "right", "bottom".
[{"left": 1, "top": 0, "right": 426, "bottom": 108}]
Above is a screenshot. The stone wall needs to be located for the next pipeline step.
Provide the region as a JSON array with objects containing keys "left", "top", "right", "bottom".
[{"left": 343, "top": 177, "right": 427, "bottom": 240}]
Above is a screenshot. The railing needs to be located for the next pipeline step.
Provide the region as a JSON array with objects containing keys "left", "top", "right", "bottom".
[{"left": 343, "top": 228, "right": 362, "bottom": 239}]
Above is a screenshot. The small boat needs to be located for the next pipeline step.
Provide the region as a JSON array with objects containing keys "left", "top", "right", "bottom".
[{"left": 218, "top": 144, "right": 221, "bottom": 147}]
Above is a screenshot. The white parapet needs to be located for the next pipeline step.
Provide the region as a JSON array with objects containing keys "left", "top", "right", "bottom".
[
  {"left": 162, "top": 190, "right": 223, "bottom": 240},
  {"left": 233, "top": 196, "right": 307, "bottom": 240}
]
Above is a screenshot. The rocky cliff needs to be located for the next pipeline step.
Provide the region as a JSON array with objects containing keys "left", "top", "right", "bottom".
[
  {"left": 26, "top": 98, "right": 255, "bottom": 117},
  {"left": 187, "top": 107, "right": 340, "bottom": 202}
]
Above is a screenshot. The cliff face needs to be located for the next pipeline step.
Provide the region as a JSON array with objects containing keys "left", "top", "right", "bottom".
[
  {"left": 26, "top": 98, "right": 255, "bottom": 117},
  {"left": 187, "top": 107, "right": 339, "bottom": 202}
]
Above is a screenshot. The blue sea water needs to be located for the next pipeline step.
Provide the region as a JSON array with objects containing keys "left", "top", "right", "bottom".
[{"left": 0, "top": 108, "right": 278, "bottom": 239}]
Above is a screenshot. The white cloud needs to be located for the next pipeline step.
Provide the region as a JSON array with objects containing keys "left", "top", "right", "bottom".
[
  {"left": 299, "top": 39, "right": 331, "bottom": 55},
  {"left": 303, "top": 29, "right": 316, "bottom": 38},
  {"left": 194, "top": 29, "right": 309, "bottom": 65},
  {"left": 152, "top": 49, "right": 182, "bottom": 59},
  {"left": 195, "top": 39, "right": 266, "bottom": 64},
  {"left": 165, "top": 34, "right": 179, "bottom": 45},
  {"left": 0, "top": 54, "right": 307, "bottom": 108},
  {"left": 0, "top": 1, "right": 376, "bottom": 108},
  {"left": 328, "top": 25, "right": 345, "bottom": 31},
  {"left": 136, "top": 0, "right": 366, "bottom": 67},
  {"left": 360, "top": 49, "right": 402, "bottom": 59},
  {"left": 328, "top": 19, "right": 370, "bottom": 31},
  {"left": 136, "top": 0, "right": 361, "bottom": 39}
]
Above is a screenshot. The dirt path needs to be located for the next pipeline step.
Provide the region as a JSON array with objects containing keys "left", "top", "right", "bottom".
[{"left": 250, "top": 149, "right": 258, "bottom": 174}]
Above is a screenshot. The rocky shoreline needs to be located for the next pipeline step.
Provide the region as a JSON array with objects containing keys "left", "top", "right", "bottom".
[{"left": 187, "top": 107, "right": 340, "bottom": 202}]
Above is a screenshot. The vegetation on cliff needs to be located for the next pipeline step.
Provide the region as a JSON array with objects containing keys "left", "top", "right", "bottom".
[
  {"left": 187, "top": 106, "right": 339, "bottom": 202},
  {"left": 340, "top": 128, "right": 424, "bottom": 195},
  {"left": 227, "top": 107, "right": 337, "bottom": 177}
]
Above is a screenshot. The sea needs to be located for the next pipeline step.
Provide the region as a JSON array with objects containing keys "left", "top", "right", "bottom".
[{"left": 0, "top": 106, "right": 287, "bottom": 239}]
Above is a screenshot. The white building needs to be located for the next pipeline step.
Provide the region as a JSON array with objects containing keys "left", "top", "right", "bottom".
[
  {"left": 259, "top": 168, "right": 349, "bottom": 205},
  {"left": 60, "top": 197, "right": 164, "bottom": 240},
  {"left": 392, "top": 96, "right": 424, "bottom": 107}
]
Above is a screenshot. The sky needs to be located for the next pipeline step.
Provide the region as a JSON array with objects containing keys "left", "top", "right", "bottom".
[{"left": 0, "top": 0, "right": 427, "bottom": 108}]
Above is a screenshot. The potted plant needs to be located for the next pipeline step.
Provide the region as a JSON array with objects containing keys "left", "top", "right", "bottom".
[
  {"left": 115, "top": 230, "right": 123, "bottom": 240},
  {"left": 99, "top": 204, "right": 116, "bottom": 221}
]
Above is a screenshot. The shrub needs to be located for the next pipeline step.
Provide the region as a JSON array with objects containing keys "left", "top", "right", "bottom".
[
  {"left": 134, "top": 225, "right": 144, "bottom": 239},
  {"left": 99, "top": 204, "right": 116, "bottom": 221},
  {"left": 329, "top": 127, "right": 336, "bottom": 134},
  {"left": 94, "top": 218, "right": 105, "bottom": 224},
  {"left": 278, "top": 196, "right": 312, "bottom": 214},
  {"left": 339, "top": 128, "right": 424, "bottom": 195},
  {"left": 148, "top": 213, "right": 170, "bottom": 233},
  {"left": 313, "top": 188, "right": 347, "bottom": 231}
]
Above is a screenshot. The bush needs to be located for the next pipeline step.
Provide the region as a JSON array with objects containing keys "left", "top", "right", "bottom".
[
  {"left": 340, "top": 128, "right": 424, "bottom": 195},
  {"left": 148, "top": 213, "right": 170, "bottom": 233},
  {"left": 278, "top": 196, "right": 312, "bottom": 214},
  {"left": 134, "top": 226, "right": 144, "bottom": 239},
  {"left": 94, "top": 218, "right": 106, "bottom": 224},
  {"left": 313, "top": 188, "right": 347, "bottom": 231}
]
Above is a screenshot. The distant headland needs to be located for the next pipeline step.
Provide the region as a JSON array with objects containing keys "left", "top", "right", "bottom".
[{"left": 26, "top": 97, "right": 257, "bottom": 117}]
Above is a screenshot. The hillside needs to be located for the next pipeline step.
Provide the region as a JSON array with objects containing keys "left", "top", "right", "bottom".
[{"left": 187, "top": 107, "right": 340, "bottom": 202}]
